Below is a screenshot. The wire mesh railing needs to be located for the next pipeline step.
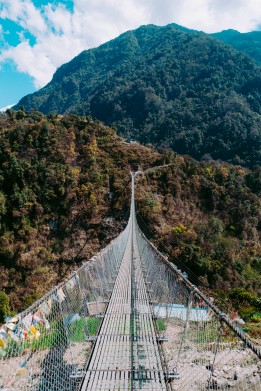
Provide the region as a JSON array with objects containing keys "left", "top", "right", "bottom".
[
  {"left": 135, "top": 223, "right": 261, "bottom": 391},
  {"left": 1, "top": 171, "right": 260, "bottom": 391},
  {"left": 0, "top": 224, "right": 130, "bottom": 391}
]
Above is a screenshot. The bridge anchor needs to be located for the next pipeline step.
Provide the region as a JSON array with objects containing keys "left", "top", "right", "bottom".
[
  {"left": 86, "top": 336, "right": 97, "bottom": 342},
  {"left": 70, "top": 369, "right": 86, "bottom": 379},
  {"left": 156, "top": 335, "right": 168, "bottom": 343},
  {"left": 164, "top": 371, "right": 180, "bottom": 381}
]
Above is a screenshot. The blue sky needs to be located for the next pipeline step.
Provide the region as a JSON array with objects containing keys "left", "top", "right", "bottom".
[{"left": 1, "top": 0, "right": 261, "bottom": 110}]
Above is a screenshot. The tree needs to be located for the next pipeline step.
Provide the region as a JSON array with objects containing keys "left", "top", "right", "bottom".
[{"left": 0, "top": 291, "right": 10, "bottom": 323}]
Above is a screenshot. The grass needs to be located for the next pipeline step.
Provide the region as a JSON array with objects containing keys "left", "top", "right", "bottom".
[
  {"left": 156, "top": 319, "right": 166, "bottom": 332},
  {"left": 3, "top": 316, "right": 102, "bottom": 358},
  {"left": 243, "top": 321, "right": 261, "bottom": 341}
]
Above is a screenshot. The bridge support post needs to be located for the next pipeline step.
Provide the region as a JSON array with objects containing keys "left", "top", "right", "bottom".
[{"left": 72, "top": 271, "right": 92, "bottom": 340}]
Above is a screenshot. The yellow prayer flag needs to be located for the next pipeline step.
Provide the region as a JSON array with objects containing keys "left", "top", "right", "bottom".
[
  {"left": 0, "top": 338, "right": 4, "bottom": 348},
  {"left": 30, "top": 325, "right": 37, "bottom": 335},
  {"left": 16, "top": 367, "right": 27, "bottom": 376}
]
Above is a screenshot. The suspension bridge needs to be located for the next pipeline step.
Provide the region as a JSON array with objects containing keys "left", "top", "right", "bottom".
[{"left": 0, "top": 172, "right": 260, "bottom": 391}]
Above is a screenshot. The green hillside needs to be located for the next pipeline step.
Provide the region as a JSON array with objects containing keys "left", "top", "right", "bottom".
[
  {"left": 0, "top": 109, "right": 161, "bottom": 311},
  {"left": 212, "top": 29, "right": 261, "bottom": 65},
  {"left": 0, "top": 110, "right": 260, "bottom": 325},
  {"left": 16, "top": 24, "right": 261, "bottom": 167}
]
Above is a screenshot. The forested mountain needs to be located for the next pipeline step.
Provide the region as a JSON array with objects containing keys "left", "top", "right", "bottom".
[
  {"left": 135, "top": 162, "right": 261, "bottom": 314},
  {"left": 0, "top": 111, "right": 260, "bottom": 334},
  {"left": 16, "top": 24, "right": 261, "bottom": 167},
  {"left": 212, "top": 29, "right": 261, "bottom": 65},
  {"left": 0, "top": 109, "right": 162, "bottom": 312}
]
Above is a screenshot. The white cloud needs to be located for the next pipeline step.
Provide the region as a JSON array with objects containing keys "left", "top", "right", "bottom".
[
  {"left": 0, "top": 104, "right": 15, "bottom": 112},
  {"left": 141, "top": 0, "right": 261, "bottom": 33},
  {"left": 0, "top": 0, "right": 47, "bottom": 34},
  {"left": 0, "top": 0, "right": 261, "bottom": 89}
]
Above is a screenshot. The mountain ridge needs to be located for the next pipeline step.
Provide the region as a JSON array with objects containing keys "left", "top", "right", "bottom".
[
  {"left": 211, "top": 28, "right": 261, "bottom": 64},
  {"left": 16, "top": 24, "right": 261, "bottom": 167}
]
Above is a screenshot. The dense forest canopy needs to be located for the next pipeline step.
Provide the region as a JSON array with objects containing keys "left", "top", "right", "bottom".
[
  {"left": 211, "top": 29, "right": 261, "bottom": 65},
  {"left": 0, "top": 111, "right": 260, "bottom": 336},
  {"left": 16, "top": 24, "right": 261, "bottom": 167}
]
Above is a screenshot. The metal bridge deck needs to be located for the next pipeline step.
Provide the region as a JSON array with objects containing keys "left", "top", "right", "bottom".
[{"left": 81, "top": 175, "right": 166, "bottom": 390}]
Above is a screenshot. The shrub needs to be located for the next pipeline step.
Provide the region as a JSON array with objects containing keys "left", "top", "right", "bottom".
[
  {"left": 251, "top": 312, "right": 261, "bottom": 323},
  {"left": 239, "top": 306, "right": 256, "bottom": 322},
  {"left": 229, "top": 288, "right": 261, "bottom": 309}
]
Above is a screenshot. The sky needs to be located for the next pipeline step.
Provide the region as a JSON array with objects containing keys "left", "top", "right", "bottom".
[{"left": 1, "top": 0, "right": 261, "bottom": 110}]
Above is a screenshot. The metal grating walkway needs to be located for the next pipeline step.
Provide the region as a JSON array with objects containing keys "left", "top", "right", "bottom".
[{"left": 81, "top": 174, "right": 167, "bottom": 390}]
